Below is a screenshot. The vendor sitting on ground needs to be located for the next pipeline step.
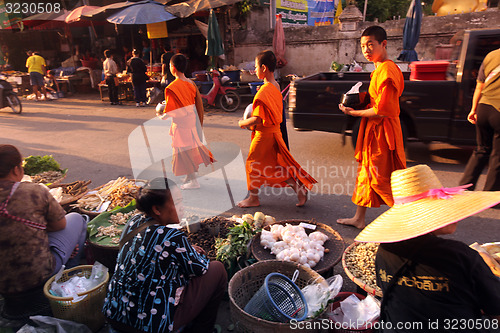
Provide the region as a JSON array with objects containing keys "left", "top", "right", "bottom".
[
  {"left": 355, "top": 164, "right": 500, "bottom": 331},
  {"left": 103, "top": 178, "right": 227, "bottom": 333},
  {"left": 0, "top": 144, "right": 88, "bottom": 296},
  {"left": 44, "top": 70, "right": 60, "bottom": 96}
]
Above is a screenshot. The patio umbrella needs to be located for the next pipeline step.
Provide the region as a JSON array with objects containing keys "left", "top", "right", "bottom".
[
  {"left": 273, "top": 14, "right": 287, "bottom": 68},
  {"left": 22, "top": 10, "right": 69, "bottom": 29},
  {"left": 397, "top": 0, "right": 422, "bottom": 62},
  {"left": 106, "top": 0, "right": 176, "bottom": 25},
  {"left": 65, "top": 5, "right": 100, "bottom": 23},
  {"left": 206, "top": 9, "right": 224, "bottom": 57}
]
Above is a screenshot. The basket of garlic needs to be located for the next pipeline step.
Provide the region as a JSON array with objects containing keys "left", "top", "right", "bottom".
[{"left": 251, "top": 220, "right": 344, "bottom": 275}]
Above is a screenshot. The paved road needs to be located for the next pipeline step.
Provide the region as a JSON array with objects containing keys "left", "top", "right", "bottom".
[
  {"left": 1, "top": 93, "right": 499, "bottom": 328},
  {"left": 2, "top": 93, "right": 497, "bottom": 246}
]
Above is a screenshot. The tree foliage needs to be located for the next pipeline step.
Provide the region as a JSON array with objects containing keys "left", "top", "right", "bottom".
[{"left": 351, "top": 0, "right": 434, "bottom": 23}]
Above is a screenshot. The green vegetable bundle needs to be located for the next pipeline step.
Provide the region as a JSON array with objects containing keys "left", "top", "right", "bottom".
[
  {"left": 215, "top": 221, "right": 257, "bottom": 269},
  {"left": 23, "top": 155, "right": 63, "bottom": 176}
]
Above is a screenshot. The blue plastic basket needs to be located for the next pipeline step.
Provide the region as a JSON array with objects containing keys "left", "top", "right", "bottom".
[
  {"left": 248, "top": 82, "right": 264, "bottom": 95},
  {"left": 243, "top": 273, "right": 308, "bottom": 323}
]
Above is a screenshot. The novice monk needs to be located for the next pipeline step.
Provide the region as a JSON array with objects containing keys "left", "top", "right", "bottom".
[
  {"left": 157, "top": 54, "right": 215, "bottom": 190},
  {"left": 337, "top": 26, "right": 406, "bottom": 229},
  {"left": 237, "top": 50, "right": 317, "bottom": 208}
]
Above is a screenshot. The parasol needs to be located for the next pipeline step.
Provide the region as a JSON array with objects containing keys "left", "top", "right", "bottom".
[
  {"left": 273, "top": 14, "right": 287, "bottom": 68},
  {"left": 206, "top": 9, "right": 224, "bottom": 57},
  {"left": 106, "top": 0, "right": 176, "bottom": 25},
  {"left": 397, "top": 0, "right": 422, "bottom": 62},
  {"left": 65, "top": 5, "right": 100, "bottom": 23}
]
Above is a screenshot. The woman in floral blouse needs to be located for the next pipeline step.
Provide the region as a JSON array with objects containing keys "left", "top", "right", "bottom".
[{"left": 103, "top": 178, "right": 227, "bottom": 333}]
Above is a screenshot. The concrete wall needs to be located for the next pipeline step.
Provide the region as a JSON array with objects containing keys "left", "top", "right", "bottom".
[{"left": 229, "top": 8, "right": 500, "bottom": 77}]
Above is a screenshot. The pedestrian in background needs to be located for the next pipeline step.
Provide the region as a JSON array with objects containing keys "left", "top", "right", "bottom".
[
  {"left": 103, "top": 49, "right": 120, "bottom": 105},
  {"left": 161, "top": 43, "right": 175, "bottom": 89},
  {"left": 127, "top": 49, "right": 148, "bottom": 107},
  {"left": 460, "top": 47, "right": 500, "bottom": 191},
  {"left": 337, "top": 26, "right": 406, "bottom": 229},
  {"left": 26, "top": 50, "right": 48, "bottom": 101}
]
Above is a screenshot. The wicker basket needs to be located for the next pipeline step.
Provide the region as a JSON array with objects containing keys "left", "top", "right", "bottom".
[
  {"left": 229, "top": 260, "right": 328, "bottom": 333},
  {"left": 43, "top": 265, "right": 109, "bottom": 332},
  {"left": 342, "top": 243, "right": 382, "bottom": 297},
  {"left": 251, "top": 220, "right": 345, "bottom": 275}
]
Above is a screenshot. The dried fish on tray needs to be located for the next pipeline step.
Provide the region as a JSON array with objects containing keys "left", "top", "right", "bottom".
[{"left": 87, "top": 203, "right": 139, "bottom": 247}]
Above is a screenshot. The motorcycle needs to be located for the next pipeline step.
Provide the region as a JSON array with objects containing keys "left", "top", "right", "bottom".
[
  {"left": 201, "top": 70, "right": 241, "bottom": 112},
  {"left": 0, "top": 76, "right": 22, "bottom": 114}
]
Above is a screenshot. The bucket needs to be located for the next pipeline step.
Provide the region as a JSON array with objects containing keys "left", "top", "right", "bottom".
[
  {"left": 243, "top": 273, "right": 308, "bottom": 322},
  {"left": 222, "top": 70, "right": 240, "bottom": 82},
  {"left": 248, "top": 82, "right": 264, "bottom": 95}
]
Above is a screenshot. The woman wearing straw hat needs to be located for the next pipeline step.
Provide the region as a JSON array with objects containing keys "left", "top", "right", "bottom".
[{"left": 355, "top": 165, "right": 500, "bottom": 331}]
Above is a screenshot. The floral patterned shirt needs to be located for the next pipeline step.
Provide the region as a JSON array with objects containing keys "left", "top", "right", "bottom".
[{"left": 103, "top": 214, "right": 209, "bottom": 332}]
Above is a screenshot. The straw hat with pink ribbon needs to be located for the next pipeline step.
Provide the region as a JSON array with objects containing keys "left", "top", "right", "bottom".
[{"left": 355, "top": 164, "right": 500, "bottom": 243}]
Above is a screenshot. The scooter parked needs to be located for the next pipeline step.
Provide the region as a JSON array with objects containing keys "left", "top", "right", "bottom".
[
  {"left": 201, "top": 70, "right": 241, "bottom": 112},
  {"left": 0, "top": 75, "right": 22, "bottom": 114}
]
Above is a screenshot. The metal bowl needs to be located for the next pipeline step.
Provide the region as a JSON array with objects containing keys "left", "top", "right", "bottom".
[{"left": 341, "top": 93, "right": 361, "bottom": 108}]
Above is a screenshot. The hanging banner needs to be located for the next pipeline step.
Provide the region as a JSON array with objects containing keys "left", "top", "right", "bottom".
[
  {"left": 0, "top": 0, "right": 22, "bottom": 29},
  {"left": 276, "top": 0, "right": 308, "bottom": 26},
  {"left": 276, "top": 0, "right": 338, "bottom": 27},
  {"left": 147, "top": 21, "right": 168, "bottom": 39}
]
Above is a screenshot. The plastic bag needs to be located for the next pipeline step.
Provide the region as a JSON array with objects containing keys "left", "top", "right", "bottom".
[
  {"left": 331, "top": 294, "right": 380, "bottom": 329},
  {"left": 50, "top": 262, "right": 108, "bottom": 303},
  {"left": 16, "top": 315, "right": 92, "bottom": 333},
  {"left": 301, "top": 275, "right": 343, "bottom": 318}
]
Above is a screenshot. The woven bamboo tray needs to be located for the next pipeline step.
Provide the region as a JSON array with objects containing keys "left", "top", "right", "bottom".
[
  {"left": 342, "top": 242, "right": 382, "bottom": 297},
  {"left": 250, "top": 220, "right": 344, "bottom": 275},
  {"left": 229, "top": 260, "right": 328, "bottom": 333}
]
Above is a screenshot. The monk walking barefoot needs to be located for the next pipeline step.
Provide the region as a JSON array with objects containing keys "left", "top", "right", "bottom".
[
  {"left": 337, "top": 26, "right": 406, "bottom": 228},
  {"left": 237, "top": 50, "right": 316, "bottom": 208}
]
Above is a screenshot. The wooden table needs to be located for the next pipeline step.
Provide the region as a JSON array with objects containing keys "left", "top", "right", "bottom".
[{"left": 99, "top": 80, "right": 160, "bottom": 102}]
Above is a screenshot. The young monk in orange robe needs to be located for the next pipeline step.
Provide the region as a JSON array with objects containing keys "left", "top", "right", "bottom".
[
  {"left": 157, "top": 54, "right": 215, "bottom": 189},
  {"left": 337, "top": 26, "right": 406, "bottom": 229},
  {"left": 237, "top": 50, "right": 317, "bottom": 207}
]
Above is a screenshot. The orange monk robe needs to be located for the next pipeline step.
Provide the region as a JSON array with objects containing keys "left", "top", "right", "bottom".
[
  {"left": 164, "top": 79, "right": 215, "bottom": 176},
  {"left": 246, "top": 83, "right": 317, "bottom": 191},
  {"left": 353, "top": 60, "right": 406, "bottom": 207}
]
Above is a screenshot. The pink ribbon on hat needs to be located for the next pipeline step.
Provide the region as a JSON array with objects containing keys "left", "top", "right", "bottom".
[{"left": 393, "top": 184, "right": 472, "bottom": 205}]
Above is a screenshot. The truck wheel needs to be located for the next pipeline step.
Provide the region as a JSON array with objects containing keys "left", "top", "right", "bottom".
[{"left": 351, "top": 118, "right": 407, "bottom": 149}]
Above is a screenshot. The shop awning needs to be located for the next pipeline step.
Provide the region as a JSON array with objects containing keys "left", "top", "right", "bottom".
[{"left": 165, "top": 0, "right": 242, "bottom": 18}]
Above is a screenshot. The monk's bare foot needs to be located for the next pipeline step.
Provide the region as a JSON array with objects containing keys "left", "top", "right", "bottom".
[
  {"left": 237, "top": 196, "right": 260, "bottom": 208},
  {"left": 296, "top": 186, "right": 308, "bottom": 207},
  {"left": 180, "top": 179, "right": 200, "bottom": 190},
  {"left": 336, "top": 217, "right": 365, "bottom": 229}
]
